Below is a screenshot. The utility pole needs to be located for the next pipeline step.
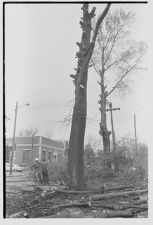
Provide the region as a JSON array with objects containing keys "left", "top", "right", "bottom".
[
  {"left": 134, "top": 114, "right": 138, "bottom": 154},
  {"left": 9, "top": 102, "right": 30, "bottom": 174},
  {"left": 106, "top": 102, "right": 120, "bottom": 151},
  {"left": 10, "top": 101, "right": 18, "bottom": 175},
  {"left": 31, "top": 133, "right": 34, "bottom": 165}
]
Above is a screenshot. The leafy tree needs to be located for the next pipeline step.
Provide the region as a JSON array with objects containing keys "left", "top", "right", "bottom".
[{"left": 91, "top": 9, "right": 147, "bottom": 156}]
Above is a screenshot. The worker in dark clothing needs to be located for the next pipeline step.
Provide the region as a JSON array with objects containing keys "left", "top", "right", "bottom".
[
  {"left": 31, "top": 158, "right": 43, "bottom": 184},
  {"left": 41, "top": 161, "right": 49, "bottom": 185}
]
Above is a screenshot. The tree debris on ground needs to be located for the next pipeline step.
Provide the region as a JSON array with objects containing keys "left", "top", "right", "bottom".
[{"left": 6, "top": 180, "right": 148, "bottom": 218}]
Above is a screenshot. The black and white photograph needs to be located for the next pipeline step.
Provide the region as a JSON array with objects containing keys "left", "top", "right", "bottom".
[{"left": 3, "top": 0, "right": 150, "bottom": 219}]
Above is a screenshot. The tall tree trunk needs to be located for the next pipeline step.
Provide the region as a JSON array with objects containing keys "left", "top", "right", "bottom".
[
  {"left": 68, "top": 3, "right": 111, "bottom": 190},
  {"left": 68, "top": 82, "right": 87, "bottom": 190},
  {"left": 98, "top": 70, "right": 111, "bottom": 167},
  {"left": 68, "top": 4, "right": 92, "bottom": 190}
]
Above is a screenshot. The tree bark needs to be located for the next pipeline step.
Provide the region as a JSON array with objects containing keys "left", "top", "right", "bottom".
[
  {"left": 98, "top": 69, "right": 111, "bottom": 166},
  {"left": 68, "top": 3, "right": 111, "bottom": 190}
]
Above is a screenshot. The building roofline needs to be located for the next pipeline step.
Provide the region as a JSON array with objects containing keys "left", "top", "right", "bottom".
[{"left": 6, "top": 136, "right": 66, "bottom": 144}]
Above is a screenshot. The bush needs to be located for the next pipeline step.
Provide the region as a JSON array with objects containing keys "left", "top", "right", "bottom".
[
  {"left": 84, "top": 148, "right": 135, "bottom": 181},
  {"left": 85, "top": 154, "right": 115, "bottom": 180},
  {"left": 135, "top": 166, "right": 146, "bottom": 179},
  {"left": 116, "top": 164, "right": 146, "bottom": 183},
  {"left": 48, "top": 162, "right": 68, "bottom": 183}
]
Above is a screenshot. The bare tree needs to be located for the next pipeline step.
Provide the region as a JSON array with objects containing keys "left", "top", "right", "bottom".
[
  {"left": 68, "top": 3, "right": 111, "bottom": 190},
  {"left": 91, "top": 9, "right": 147, "bottom": 156}
]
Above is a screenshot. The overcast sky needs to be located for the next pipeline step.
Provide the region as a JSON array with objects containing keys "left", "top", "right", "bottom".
[{"left": 5, "top": 2, "right": 150, "bottom": 146}]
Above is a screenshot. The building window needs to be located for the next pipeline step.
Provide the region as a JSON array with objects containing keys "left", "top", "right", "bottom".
[
  {"left": 42, "top": 150, "right": 46, "bottom": 161},
  {"left": 53, "top": 155, "right": 57, "bottom": 163},
  {"left": 58, "top": 152, "right": 63, "bottom": 162},
  {"left": 64, "top": 148, "right": 68, "bottom": 157},
  {"left": 53, "top": 150, "right": 57, "bottom": 163},
  {"left": 48, "top": 151, "right": 52, "bottom": 163},
  {"left": 23, "top": 149, "right": 30, "bottom": 163}
]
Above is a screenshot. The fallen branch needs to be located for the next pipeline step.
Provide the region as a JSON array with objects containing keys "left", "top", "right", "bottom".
[
  {"left": 128, "top": 204, "right": 148, "bottom": 210},
  {"left": 50, "top": 202, "right": 89, "bottom": 210},
  {"left": 130, "top": 205, "right": 148, "bottom": 214},
  {"left": 55, "top": 185, "right": 135, "bottom": 195},
  {"left": 100, "top": 210, "right": 134, "bottom": 218},
  {"left": 91, "top": 200, "right": 147, "bottom": 210},
  {"left": 6, "top": 179, "right": 31, "bottom": 183},
  {"left": 34, "top": 202, "right": 90, "bottom": 217},
  {"left": 91, "top": 189, "right": 148, "bottom": 201}
]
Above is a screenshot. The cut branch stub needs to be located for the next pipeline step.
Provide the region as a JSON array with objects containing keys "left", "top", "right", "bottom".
[
  {"left": 74, "top": 67, "right": 80, "bottom": 73},
  {"left": 70, "top": 74, "right": 78, "bottom": 85},
  {"left": 70, "top": 74, "right": 77, "bottom": 79},
  {"left": 76, "top": 52, "right": 83, "bottom": 58},
  {"left": 76, "top": 42, "right": 86, "bottom": 52},
  {"left": 83, "top": 7, "right": 96, "bottom": 21},
  {"left": 99, "top": 126, "right": 111, "bottom": 137},
  {"left": 76, "top": 42, "right": 82, "bottom": 48},
  {"left": 89, "top": 7, "right": 96, "bottom": 19},
  {"left": 78, "top": 58, "right": 83, "bottom": 65},
  {"left": 80, "top": 20, "right": 86, "bottom": 29},
  {"left": 81, "top": 4, "right": 88, "bottom": 12},
  {"left": 97, "top": 80, "right": 101, "bottom": 86}
]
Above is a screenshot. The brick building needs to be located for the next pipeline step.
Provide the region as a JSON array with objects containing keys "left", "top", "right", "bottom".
[{"left": 6, "top": 136, "right": 67, "bottom": 166}]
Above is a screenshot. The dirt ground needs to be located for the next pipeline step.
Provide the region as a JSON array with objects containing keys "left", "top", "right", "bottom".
[{"left": 5, "top": 171, "right": 148, "bottom": 218}]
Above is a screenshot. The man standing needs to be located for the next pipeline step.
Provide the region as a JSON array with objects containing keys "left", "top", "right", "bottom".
[
  {"left": 31, "top": 158, "right": 43, "bottom": 184},
  {"left": 41, "top": 160, "right": 49, "bottom": 185}
]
